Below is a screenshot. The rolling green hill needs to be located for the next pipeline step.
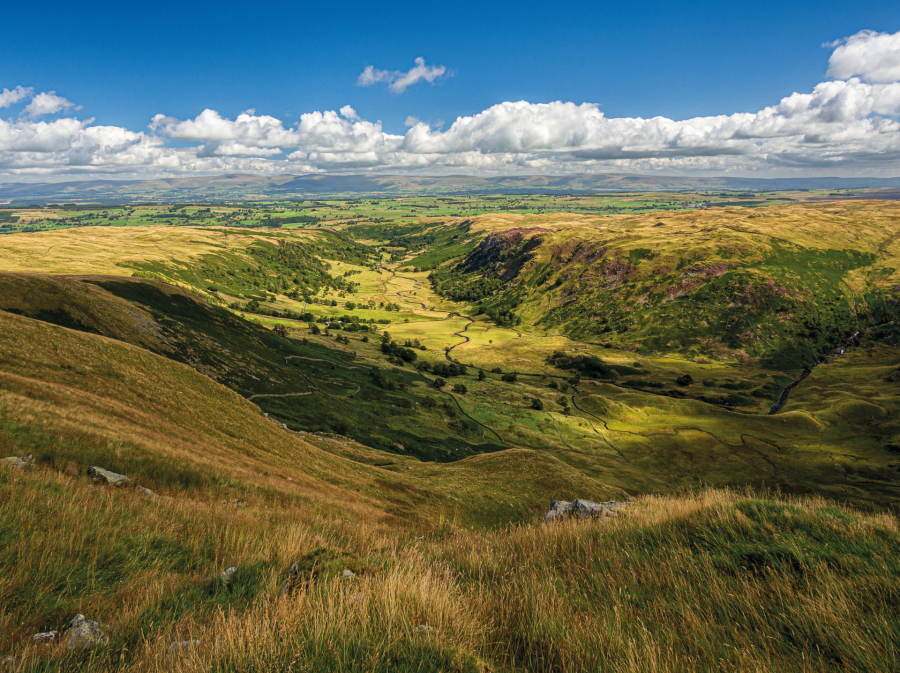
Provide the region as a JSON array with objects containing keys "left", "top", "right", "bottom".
[
  {"left": 432, "top": 202, "right": 900, "bottom": 369},
  {"left": 0, "top": 274, "right": 505, "bottom": 463}
]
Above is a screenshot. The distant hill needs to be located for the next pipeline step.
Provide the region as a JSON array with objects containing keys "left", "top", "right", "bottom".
[{"left": 3, "top": 172, "right": 900, "bottom": 204}]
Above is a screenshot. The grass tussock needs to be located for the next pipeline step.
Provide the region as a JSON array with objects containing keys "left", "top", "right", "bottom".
[{"left": 2, "top": 470, "right": 897, "bottom": 673}]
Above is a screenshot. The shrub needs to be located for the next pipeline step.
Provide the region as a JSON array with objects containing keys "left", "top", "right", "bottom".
[
  {"left": 501, "top": 373, "right": 517, "bottom": 383},
  {"left": 452, "top": 384, "right": 468, "bottom": 395}
]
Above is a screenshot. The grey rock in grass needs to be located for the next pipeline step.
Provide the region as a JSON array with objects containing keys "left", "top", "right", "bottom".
[
  {"left": 65, "top": 615, "right": 107, "bottom": 651},
  {"left": 32, "top": 630, "right": 58, "bottom": 645},
  {"left": 416, "top": 625, "right": 437, "bottom": 633},
  {"left": 342, "top": 568, "right": 357, "bottom": 579},
  {"left": 543, "top": 500, "right": 573, "bottom": 522},
  {"left": 1, "top": 656, "right": 16, "bottom": 665},
  {"left": 573, "top": 499, "right": 605, "bottom": 518},
  {"left": 134, "top": 485, "right": 155, "bottom": 497},
  {"left": 220, "top": 566, "right": 238, "bottom": 588},
  {"left": 2, "top": 455, "right": 33, "bottom": 469},
  {"left": 87, "top": 466, "right": 129, "bottom": 487},
  {"left": 168, "top": 640, "right": 199, "bottom": 656},
  {"left": 544, "top": 498, "right": 633, "bottom": 523},
  {"left": 280, "top": 562, "right": 300, "bottom": 599}
]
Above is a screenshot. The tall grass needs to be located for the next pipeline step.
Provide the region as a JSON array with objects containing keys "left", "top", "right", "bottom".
[{"left": 2, "top": 467, "right": 897, "bottom": 672}]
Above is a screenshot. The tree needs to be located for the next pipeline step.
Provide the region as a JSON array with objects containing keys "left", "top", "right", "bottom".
[
  {"left": 434, "top": 377, "right": 446, "bottom": 388},
  {"left": 272, "top": 324, "right": 288, "bottom": 338},
  {"left": 531, "top": 398, "right": 544, "bottom": 411},
  {"left": 452, "top": 383, "right": 468, "bottom": 395},
  {"left": 309, "top": 323, "right": 321, "bottom": 335},
  {"left": 502, "top": 373, "right": 517, "bottom": 383},
  {"left": 478, "top": 369, "right": 486, "bottom": 381},
  {"left": 676, "top": 374, "right": 694, "bottom": 386}
]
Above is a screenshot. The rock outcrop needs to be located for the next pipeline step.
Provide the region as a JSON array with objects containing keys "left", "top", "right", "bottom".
[
  {"left": 87, "top": 466, "right": 129, "bottom": 487},
  {"left": 32, "top": 630, "right": 57, "bottom": 645},
  {"left": 220, "top": 566, "right": 238, "bottom": 589},
  {"left": 65, "top": 615, "right": 107, "bottom": 651},
  {"left": 2, "top": 455, "right": 33, "bottom": 469},
  {"left": 280, "top": 561, "right": 300, "bottom": 599},
  {"left": 544, "top": 499, "right": 633, "bottom": 523}
]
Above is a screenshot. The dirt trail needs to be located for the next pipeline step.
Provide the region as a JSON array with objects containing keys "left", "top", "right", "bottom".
[
  {"left": 248, "top": 389, "right": 314, "bottom": 400},
  {"left": 285, "top": 355, "right": 359, "bottom": 370}
]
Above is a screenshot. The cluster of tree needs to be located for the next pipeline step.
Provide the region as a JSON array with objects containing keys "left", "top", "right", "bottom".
[
  {"left": 546, "top": 351, "right": 645, "bottom": 380},
  {"left": 430, "top": 269, "right": 505, "bottom": 302},
  {"left": 424, "top": 362, "right": 467, "bottom": 378},
  {"left": 387, "top": 229, "right": 441, "bottom": 252},
  {"left": 265, "top": 215, "right": 320, "bottom": 226},
  {"left": 381, "top": 341, "right": 419, "bottom": 363},
  {"left": 369, "top": 368, "right": 408, "bottom": 391},
  {"left": 484, "top": 307, "right": 521, "bottom": 327}
]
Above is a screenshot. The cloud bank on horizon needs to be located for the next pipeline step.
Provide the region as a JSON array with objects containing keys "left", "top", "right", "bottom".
[{"left": 2, "top": 30, "right": 900, "bottom": 181}]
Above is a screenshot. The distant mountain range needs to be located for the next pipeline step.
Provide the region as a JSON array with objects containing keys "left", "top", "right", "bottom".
[{"left": 3, "top": 173, "right": 900, "bottom": 204}]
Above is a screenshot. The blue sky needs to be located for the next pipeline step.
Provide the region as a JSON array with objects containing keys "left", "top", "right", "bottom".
[{"left": 2, "top": 0, "right": 900, "bottom": 179}]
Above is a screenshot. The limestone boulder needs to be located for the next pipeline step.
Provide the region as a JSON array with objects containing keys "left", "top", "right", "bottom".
[
  {"left": 2, "top": 455, "right": 33, "bottom": 469},
  {"left": 220, "top": 566, "right": 238, "bottom": 589},
  {"left": 87, "top": 466, "right": 129, "bottom": 487},
  {"left": 65, "top": 615, "right": 107, "bottom": 651}
]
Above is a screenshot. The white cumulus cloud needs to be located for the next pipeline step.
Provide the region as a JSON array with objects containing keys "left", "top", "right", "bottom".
[
  {"left": 0, "top": 86, "right": 33, "bottom": 108},
  {"left": 828, "top": 30, "right": 900, "bottom": 83},
  {"left": 22, "top": 91, "right": 79, "bottom": 118},
  {"left": 5, "top": 29, "right": 900, "bottom": 180},
  {"left": 357, "top": 57, "right": 448, "bottom": 94}
]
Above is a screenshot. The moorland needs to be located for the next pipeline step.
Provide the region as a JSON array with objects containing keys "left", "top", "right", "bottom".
[{"left": 1, "top": 191, "right": 900, "bottom": 671}]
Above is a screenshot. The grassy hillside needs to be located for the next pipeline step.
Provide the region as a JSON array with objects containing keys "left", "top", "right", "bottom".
[
  {"left": 0, "top": 274, "right": 505, "bottom": 462},
  {"left": 5, "top": 271, "right": 900, "bottom": 510},
  {"left": 2, "top": 466, "right": 897, "bottom": 671},
  {"left": 0, "top": 225, "right": 373, "bottom": 305},
  {"left": 432, "top": 201, "right": 900, "bottom": 368}
]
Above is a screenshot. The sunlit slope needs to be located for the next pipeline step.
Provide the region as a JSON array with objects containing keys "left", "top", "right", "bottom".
[
  {"left": 6, "top": 272, "right": 899, "bottom": 508},
  {"left": 0, "top": 273, "right": 510, "bottom": 461},
  {"left": 0, "top": 224, "right": 371, "bottom": 307},
  {"left": 432, "top": 201, "right": 900, "bottom": 366},
  {"left": 2, "top": 475, "right": 898, "bottom": 671},
  {"left": 0, "top": 307, "right": 379, "bottom": 512},
  {"left": 0, "top": 307, "right": 624, "bottom": 523}
]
